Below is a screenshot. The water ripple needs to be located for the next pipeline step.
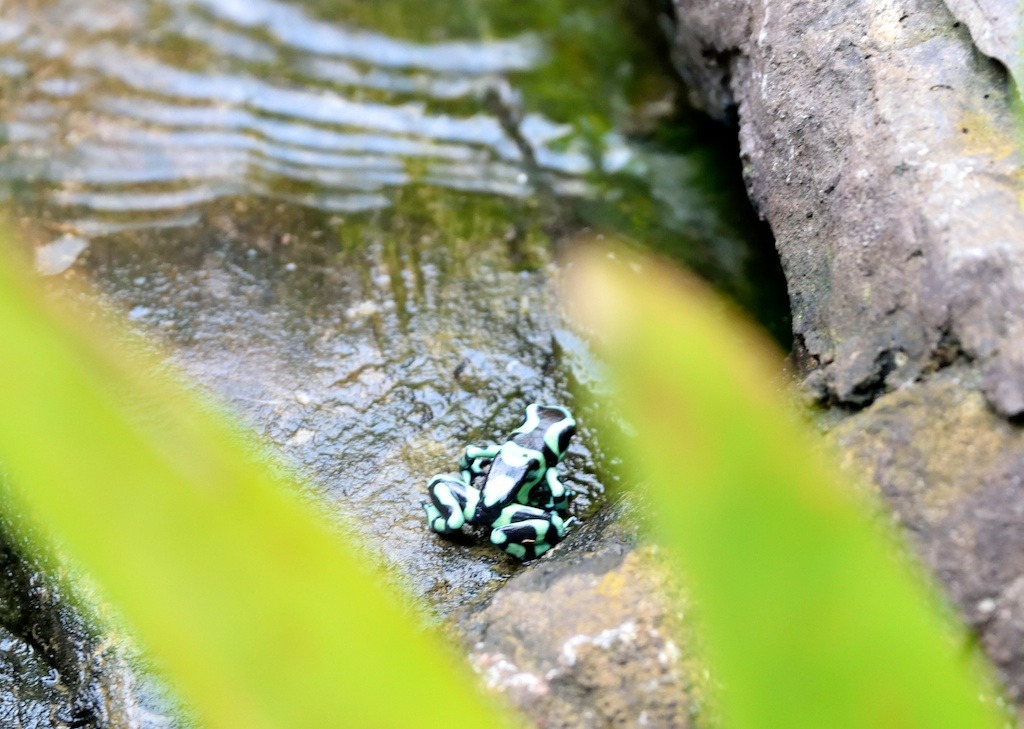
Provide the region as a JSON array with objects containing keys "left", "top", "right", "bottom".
[
  {"left": 0, "top": 0, "right": 625, "bottom": 232},
  {"left": 72, "top": 45, "right": 568, "bottom": 152},
  {"left": 173, "top": 0, "right": 543, "bottom": 74}
]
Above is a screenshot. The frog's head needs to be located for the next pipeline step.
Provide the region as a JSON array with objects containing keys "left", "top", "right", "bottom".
[
  {"left": 481, "top": 442, "right": 545, "bottom": 511},
  {"left": 534, "top": 404, "right": 576, "bottom": 463}
]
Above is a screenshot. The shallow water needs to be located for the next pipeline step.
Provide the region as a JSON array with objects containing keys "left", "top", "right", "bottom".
[
  {"left": 0, "top": 0, "right": 788, "bottom": 319},
  {"left": 0, "top": 0, "right": 787, "bottom": 723}
]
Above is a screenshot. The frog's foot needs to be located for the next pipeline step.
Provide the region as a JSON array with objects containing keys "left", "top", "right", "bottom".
[
  {"left": 458, "top": 443, "right": 499, "bottom": 484},
  {"left": 424, "top": 474, "right": 475, "bottom": 534},
  {"left": 489, "top": 505, "right": 566, "bottom": 561},
  {"left": 550, "top": 488, "right": 574, "bottom": 516}
]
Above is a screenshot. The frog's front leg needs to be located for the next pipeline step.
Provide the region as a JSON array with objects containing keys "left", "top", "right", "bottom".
[
  {"left": 424, "top": 474, "right": 479, "bottom": 534},
  {"left": 458, "top": 444, "right": 500, "bottom": 483},
  {"left": 489, "top": 504, "right": 566, "bottom": 561}
]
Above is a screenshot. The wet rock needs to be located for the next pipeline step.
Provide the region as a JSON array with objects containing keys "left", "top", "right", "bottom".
[
  {"left": 0, "top": 625, "right": 79, "bottom": 729},
  {"left": 670, "top": 0, "right": 1024, "bottom": 416},
  {"left": 830, "top": 368, "right": 1024, "bottom": 703},
  {"left": 0, "top": 523, "right": 100, "bottom": 727},
  {"left": 72, "top": 207, "right": 608, "bottom": 616},
  {"left": 55, "top": 209, "right": 677, "bottom": 726},
  {"left": 459, "top": 505, "right": 698, "bottom": 729},
  {"left": 8, "top": 207, "right": 620, "bottom": 725},
  {"left": 0, "top": 509, "right": 184, "bottom": 728}
]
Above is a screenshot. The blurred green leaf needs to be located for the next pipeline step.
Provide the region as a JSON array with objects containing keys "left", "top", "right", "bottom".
[
  {"left": 565, "top": 245, "right": 1005, "bottom": 729},
  {"left": 0, "top": 244, "right": 506, "bottom": 728}
]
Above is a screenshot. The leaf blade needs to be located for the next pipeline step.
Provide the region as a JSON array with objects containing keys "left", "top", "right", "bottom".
[{"left": 565, "top": 246, "right": 1005, "bottom": 729}]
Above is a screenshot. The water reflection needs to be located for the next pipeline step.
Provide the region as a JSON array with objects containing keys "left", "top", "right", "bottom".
[{"left": 0, "top": 0, "right": 616, "bottom": 244}]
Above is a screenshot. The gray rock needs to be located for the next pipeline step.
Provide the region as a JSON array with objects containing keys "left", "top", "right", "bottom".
[
  {"left": 830, "top": 368, "right": 1024, "bottom": 703},
  {"left": 942, "top": 0, "right": 1024, "bottom": 83},
  {"left": 0, "top": 625, "right": 80, "bottom": 729},
  {"left": 458, "top": 504, "right": 699, "bottom": 729},
  {"left": 672, "top": 0, "right": 1024, "bottom": 416},
  {"left": 73, "top": 211, "right": 607, "bottom": 617}
]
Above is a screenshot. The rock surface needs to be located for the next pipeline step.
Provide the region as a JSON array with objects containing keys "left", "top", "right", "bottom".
[
  {"left": 672, "top": 0, "right": 1024, "bottom": 416},
  {"left": 75, "top": 210, "right": 608, "bottom": 616},
  {"left": 0, "top": 511, "right": 183, "bottom": 729},
  {"left": 459, "top": 504, "right": 700, "bottom": 729},
  {"left": 669, "top": 0, "right": 1024, "bottom": 711}
]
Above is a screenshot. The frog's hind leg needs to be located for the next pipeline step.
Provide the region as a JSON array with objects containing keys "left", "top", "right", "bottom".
[
  {"left": 489, "top": 505, "right": 566, "bottom": 561},
  {"left": 531, "top": 467, "right": 573, "bottom": 514},
  {"left": 458, "top": 444, "right": 500, "bottom": 483},
  {"left": 424, "top": 474, "right": 475, "bottom": 534}
]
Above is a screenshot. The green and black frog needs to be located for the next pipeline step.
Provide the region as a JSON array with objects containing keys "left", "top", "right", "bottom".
[{"left": 423, "top": 403, "right": 576, "bottom": 560}]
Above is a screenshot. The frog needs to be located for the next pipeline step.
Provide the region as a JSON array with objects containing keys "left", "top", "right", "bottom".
[{"left": 423, "top": 403, "right": 576, "bottom": 560}]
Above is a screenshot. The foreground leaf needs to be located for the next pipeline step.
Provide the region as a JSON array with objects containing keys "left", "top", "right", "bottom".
[
  {"left": 0, "top": 244, "right": 505, "bottom": 728},
  {"left": 565, "top": 246, "right": 1005, "bottom": 729}
]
